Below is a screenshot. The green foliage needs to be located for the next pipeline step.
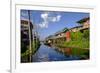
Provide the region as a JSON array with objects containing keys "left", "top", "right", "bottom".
[
  {"left": 57, "top": 39, "right": 89, "bottom": 49},
  {"left": 71, "top": 31, "right": 83, "bottom": 40},
  {"left": 21, "top": 42, "right": 27, "bottom": 53},
  {"left": 63, "top": 28, "right": 69, "bottom": 32},
  {"left": 71, "top": 48, "right": 89, "bottom": 59},
  {"left": 83, "top": 29, "right": 89, "bottom": 40},
  {"left": 57, "top": 29, "right": 89, "bottom": 48},
  {"left": 54, "top": 29, "right": 90, "bottom": 58},
  {"left": 32, "top": 38, "right": 40, "bottom": 54},
  {"left": 21, "top": 38, "right": 40, "bottom": 57}
]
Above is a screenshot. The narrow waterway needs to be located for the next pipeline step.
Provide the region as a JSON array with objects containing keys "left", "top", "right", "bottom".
[{"left": 32, "top": 43, "right": 80, "bottom": 62}]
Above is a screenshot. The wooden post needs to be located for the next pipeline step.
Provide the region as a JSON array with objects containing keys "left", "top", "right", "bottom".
[{"left": 28, "top": 10, "right": 32, "bottom": 62}]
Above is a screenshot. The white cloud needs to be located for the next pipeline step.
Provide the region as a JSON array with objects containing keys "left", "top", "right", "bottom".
[
  {"left": 39, "top": 21, "right": 48, "bottom": 28},
  {"left": 41, "top": 12, "right": 48, "bottom": 20},
  {"left": 39, "top": 12, "right": 61, "bottom": 28},
  {"left": 57, "top": 15, "right": 61, "bottom": 21},
  {"left": 39, "top": 12, "right": 49, "bottom": 28},
  {"left": 50, "top": 15, "right": 61, "bottom": 22},
  {"left": 51, "top": 17, "right": 57, "bottom": 22}
]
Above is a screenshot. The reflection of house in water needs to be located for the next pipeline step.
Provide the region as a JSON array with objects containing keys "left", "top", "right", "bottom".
[{"left": 45, "top": 17, "right": 90, "bottom": 45}]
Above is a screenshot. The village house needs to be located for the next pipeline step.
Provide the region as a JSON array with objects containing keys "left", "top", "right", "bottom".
[
  {"left": 45, "top": 17, "right": 90, "bottom": 45},
  {"left": 69, "top": 25, "right": 83, "bottom": 32},
  {"left": 77, "top": 17, "right": 89, "bottom": 29},
  {"left": 45, "top": 28, "right": 68, "bottom": 45},
  {"left": 21, "top": 20, "right": 33, "bottom": 47},
  {"left": 69, "top": 17, "right": 89, "bottom": 32},
  {"left": 21, "top": 19, "right": 34, "bottom": 62}
]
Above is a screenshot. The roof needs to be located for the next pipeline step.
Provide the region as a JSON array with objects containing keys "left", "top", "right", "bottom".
[
  {"left": 77, "top": 17, "right": 89, "bottom": 24},
  {"left": 45, "top": 28, "right": 68, "bottom": 39},
  {"left": 55, "top": 28, "right": 69, "bottom": 35},
  {"left": 21, "top": 20, "right": 32, "bottom": 25},
  {"left": 69, "top": 25, "right": 83, "bottom": 30}
]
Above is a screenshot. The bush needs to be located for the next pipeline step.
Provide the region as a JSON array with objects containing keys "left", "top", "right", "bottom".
[
  {"left": 21, "top": 42, "right": 28, "bottom": 53},
  {"left": 83, "top": 29, "right": 89, "bottom": 40},
  {"left": 55, "top": 29, "right": 89, "bottom": 49},
  {"left": 71, "top": 31, "right": 83, "bottom": 40}
]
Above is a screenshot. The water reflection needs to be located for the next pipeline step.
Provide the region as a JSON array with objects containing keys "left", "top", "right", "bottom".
[{"left": 32, "top": 44, "right": 80, "bottom": 62}]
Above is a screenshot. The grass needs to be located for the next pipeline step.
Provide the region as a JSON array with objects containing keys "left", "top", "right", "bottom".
[{"left": 61, "top": 39, "right": 89, "bottom": 49}]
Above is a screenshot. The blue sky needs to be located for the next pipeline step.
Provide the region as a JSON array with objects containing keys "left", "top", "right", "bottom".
[{"left": 21, "top": 10, "right": 89, "bottom": 40}]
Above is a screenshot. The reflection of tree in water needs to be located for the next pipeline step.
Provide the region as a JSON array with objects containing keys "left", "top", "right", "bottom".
[{"left": 32, "top": 44, "right": 80, "bottom": 62}]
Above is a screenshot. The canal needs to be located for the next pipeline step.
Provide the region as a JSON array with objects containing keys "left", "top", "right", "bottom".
[{"left": 32, "top": 43, "right": 80, "bottom": 62}]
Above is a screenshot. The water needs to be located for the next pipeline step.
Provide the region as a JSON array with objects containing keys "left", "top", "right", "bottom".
[{"left": 32, "top": 44, "right": 80, "bottom": 62}]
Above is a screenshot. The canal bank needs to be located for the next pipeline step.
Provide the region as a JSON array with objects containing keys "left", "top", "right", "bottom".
[{"left": 21, "top": 40, "right": 40, "bottom": 63}]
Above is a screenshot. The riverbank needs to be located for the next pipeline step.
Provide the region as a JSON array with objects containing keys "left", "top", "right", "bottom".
[
  {"left": 45, "top": 29, "right": 90, "bottom": 60},
  {"left": 50, "top": 39, "right": 89, "bottom": 60}
]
